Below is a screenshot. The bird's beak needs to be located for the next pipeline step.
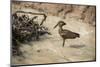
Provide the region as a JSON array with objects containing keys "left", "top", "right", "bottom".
[{"left": 53, "top": 23, "right": 59, "bottom": 29}]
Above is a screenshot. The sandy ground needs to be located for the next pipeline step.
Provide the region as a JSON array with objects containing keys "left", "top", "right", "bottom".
[{"left": 11, "top": 8, "right": 96, "bottom": 65}]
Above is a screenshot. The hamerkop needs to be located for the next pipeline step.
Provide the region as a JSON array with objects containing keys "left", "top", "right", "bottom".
[{"left": 54, "top": 21, "right": 80, "bottom": 47}]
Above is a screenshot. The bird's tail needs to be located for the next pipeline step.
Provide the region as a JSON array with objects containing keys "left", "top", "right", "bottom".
[{"left": 76, "top": 33, "right": 80, "bottom": 38}]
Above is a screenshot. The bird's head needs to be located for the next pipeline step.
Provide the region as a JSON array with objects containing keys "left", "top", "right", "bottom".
[{"left": 54, "top": 21, "right": 66, "bottom": 29}]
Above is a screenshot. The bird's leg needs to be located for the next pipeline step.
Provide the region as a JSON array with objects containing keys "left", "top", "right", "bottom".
[{"left": 62, "top": 39, "right": 65, "bottom": 47}]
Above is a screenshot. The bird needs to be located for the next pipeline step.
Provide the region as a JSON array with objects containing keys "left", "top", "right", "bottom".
[{"left": 54, "top": 21, "right": 80, "bottom": 47}]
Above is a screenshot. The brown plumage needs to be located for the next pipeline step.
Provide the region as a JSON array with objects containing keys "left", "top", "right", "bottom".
[{"left": 54, "top": 21, "right": 80, "bottom": 47}]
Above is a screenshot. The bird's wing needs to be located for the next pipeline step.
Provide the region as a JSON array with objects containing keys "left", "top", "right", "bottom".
[
  {"left": 61, "top": 29, "right": 74, "bottom": 35},
  {"left": 60, "top": 29, "right": 78, "bottom": 38}
]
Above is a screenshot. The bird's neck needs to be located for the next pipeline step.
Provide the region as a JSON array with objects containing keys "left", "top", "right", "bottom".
[{"left": 59, "top": 26, "right": 63, "bottom": 33}]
